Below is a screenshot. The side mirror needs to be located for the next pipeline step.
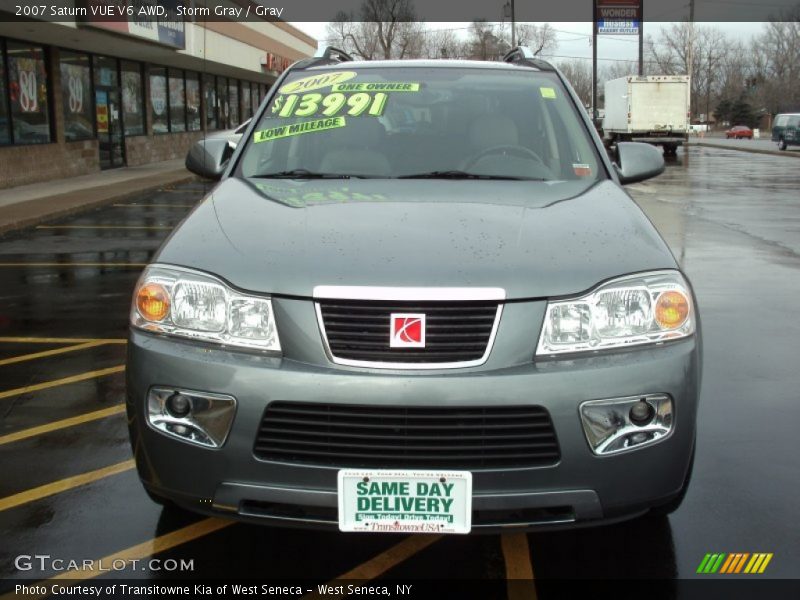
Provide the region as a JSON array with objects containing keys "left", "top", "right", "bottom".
[
  {"left": 614, "top": 142, "right": 665, "bottom": 185},
  {"left": 185, "top": 138, "right": 236, "bottom": 180}
]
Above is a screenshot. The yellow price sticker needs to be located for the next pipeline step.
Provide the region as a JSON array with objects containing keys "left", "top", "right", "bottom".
[
  {"left": 253, "top": 116, "right": 347, "bottom": 143},
  {"left": 278, "top": 71, "right": 358, "bottom": 95},
  {"left": 331, "top": 82, "right": 420, "bottom": 92},
  {"left": 540, "top": 87, "right": 557, "bottom": 99}
]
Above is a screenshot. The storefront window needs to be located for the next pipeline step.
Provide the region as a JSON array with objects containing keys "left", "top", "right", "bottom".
[
  {"left": 203, "top": 74, "right": 217, "bottom": 130},
  {"left": 241, "top": 81, "right": 251, "bottom": 120},
  {"left": 121, "top": 61, "right": 144, "bottom": 136},
  {"left": 60, "top": 51, "right": 93, "bottom": 141},
  {"left": 216, "top": 77, "right": 228, "bottom": 129},
  {"left": 229, "top": 79, "right": 239, "bottom": 127},
  {"left": 185, "top": 71, "right": 200, "bottom": 131},
  {"left": 251, "top": 82, "right": 259, "bottom": 116},
  {"left": 0, "top": 43, "right": 10, "bottom": 145},
  {"left": 149, "top": 67, "right": 168, "bottom": 134},
  {"left": 168, "top": 68, "right": 185, "bottom": 132},
  {"left": 7, "top": 42, "right": 50, "bottom": 144}
]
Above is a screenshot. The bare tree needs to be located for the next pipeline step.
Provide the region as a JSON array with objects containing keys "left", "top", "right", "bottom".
[
  {"left": 557, "top": 59, "right": 592, "bottom": 107},
  {"left": 465, "top": 20, "right": 503, "bottom": 60},
  {"left": 503, "top": 23, "right": 558, "bottom": 56},
  {"left": 325, "top": 0, "right": 425, "bottom": 60},
  {"left": 750, "top": 8, "right": 800, "bottom": 115},
  {"left": 421, "top": 28, "right": 467, "bottom": 59}
]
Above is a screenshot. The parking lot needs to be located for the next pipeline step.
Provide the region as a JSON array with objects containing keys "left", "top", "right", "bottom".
[{"left": 0, "top": 146, "right": 798, "bottom": 595}]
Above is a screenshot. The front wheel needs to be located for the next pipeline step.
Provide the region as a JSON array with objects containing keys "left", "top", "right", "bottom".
[{"left": 778, "top": 138, "right": 787, "bottom": 151}]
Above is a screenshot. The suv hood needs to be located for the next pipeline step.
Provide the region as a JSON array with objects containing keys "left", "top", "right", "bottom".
[{"left": 156, "top": 177, "right": 676, "bottom": 300}]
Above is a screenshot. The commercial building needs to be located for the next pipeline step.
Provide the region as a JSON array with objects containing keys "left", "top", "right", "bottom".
[{"left": 0, "top": 6, "right": 316, "bottom": 188}]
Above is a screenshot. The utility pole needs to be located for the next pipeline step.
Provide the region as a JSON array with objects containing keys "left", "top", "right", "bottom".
[
  {"left": 511, "top": 0, "right": 516, "bottom": 47},
  {"left": 592, "top": 0, "right": 598, "bottom": 121},
  {"left": 638, "top": 0, "right": 644, "bottom": 76},
  {"left": 687, "top": 0, "right": 695, "bottom": 118}
]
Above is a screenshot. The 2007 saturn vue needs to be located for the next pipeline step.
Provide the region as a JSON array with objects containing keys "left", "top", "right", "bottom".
[{"left": 126, "top": 47, "right": 701, "bottom": 534}]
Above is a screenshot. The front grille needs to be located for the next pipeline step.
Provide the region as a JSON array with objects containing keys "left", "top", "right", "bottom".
[
  {"left": 317, "top": 300, "right": 500, "bottom": 365},
  {"left": 254, "top": 402, "right": 561, "bottom": 469}
]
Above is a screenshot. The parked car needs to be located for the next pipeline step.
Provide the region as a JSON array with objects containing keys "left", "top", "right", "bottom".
[
  {"left": 772, "top": 113, "right": 800, "bottom": 150},
  {"left": 130, "top": 47, "right": 701, "bottom": 534},
  {"left": 725, "top": 125, "right": 753, "bottom": 139}
]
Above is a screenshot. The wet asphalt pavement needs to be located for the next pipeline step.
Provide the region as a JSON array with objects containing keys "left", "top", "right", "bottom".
[{"left": 0, "top": 146, "right": 797, "bottom": 595}]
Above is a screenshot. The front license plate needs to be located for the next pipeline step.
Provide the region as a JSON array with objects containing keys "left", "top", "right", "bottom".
[{"left": 337, "top": 470, "right": 472, "bottom": 534}]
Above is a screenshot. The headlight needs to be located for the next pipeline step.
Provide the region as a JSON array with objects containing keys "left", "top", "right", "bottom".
[
  {"left": 536, "top": 270, "right": 695, "bottom": 356},
  {"left": 131, "top": 265, "right": 281, "bottom": 352}
]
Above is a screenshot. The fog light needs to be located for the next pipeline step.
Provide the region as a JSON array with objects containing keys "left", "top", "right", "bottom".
[
  {"left": 629, "top": 400, "right": 654, "bottom": 425},
  {"left": 166, "top": 393, "right": 191, "bottom": 417},
  {"left": 147, "top": 387, "right": 236, "bottom": 448},
  {"left": 579, "top": 394, "right": 673, "bottom": 455}
]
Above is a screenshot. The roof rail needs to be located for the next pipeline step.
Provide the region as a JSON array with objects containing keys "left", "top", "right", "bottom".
[
  {"left": 314, "top": 46, "right": 354, "bottom": 63},
  {"left": 502, "top": 46, "right": 554, "bottom": 71},
  {"left": 291, "top": 46, "right": 355, "bottom": 70}
]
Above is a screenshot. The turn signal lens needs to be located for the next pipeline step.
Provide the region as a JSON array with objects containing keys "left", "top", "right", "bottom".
[
  {"left": 137, "top": 283, "right": 170, "bottom": 322},
  {"left": 655, "top": 291, "right": 689, "bottom": 329}
]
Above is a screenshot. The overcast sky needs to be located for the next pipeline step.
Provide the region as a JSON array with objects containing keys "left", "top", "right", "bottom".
[{"left": 291, "top": 21, "right": 765, "bottom": 65}]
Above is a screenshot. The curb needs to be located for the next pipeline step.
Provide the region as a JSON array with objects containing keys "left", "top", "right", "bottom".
[
  {"left": 689, "top": 140, "right": 800, "bottom": 159},
  {"left": 0, "top": 171, "right": 200, "bottom": 236}
]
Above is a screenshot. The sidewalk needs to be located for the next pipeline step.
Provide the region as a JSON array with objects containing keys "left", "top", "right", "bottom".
[{"left": 0, "top": 158, "right": 197, "bottom": 235}]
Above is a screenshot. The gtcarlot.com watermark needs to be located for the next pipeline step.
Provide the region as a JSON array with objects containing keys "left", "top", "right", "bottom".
[{"left": 15, "top": 554, "right": 194, "bottom": 574}]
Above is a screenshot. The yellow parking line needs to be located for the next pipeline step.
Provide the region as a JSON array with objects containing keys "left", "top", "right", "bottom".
[
  {"left": 54, "top": 517, "right": 231, "bottom": 580},
  {"left": 501, "top": 533, "right": 537, "bottom": 600},
  {"left": 0, "top": 365, "right": 125, "bottom": 400},
  {"left": 0, "top": 337, "right": 126, "bottom": 344},
  {"left": 0, "top": 459, "right": 135, "bottom": 512},
  {"left": 36, "top": 225, "right": 173, "bottom": 230},
  {"left": 0, "top": 520, "right": 232, "bottom": 599},
  {"left": 0, "top": 262, "right": 146, "bottom": 267},
  {"left": 0, "top": 404, "right": 125, "bottom": 446},
  {"left": 113, "top": 203, "right": 195, "bottom": 208},
  {"left": 303, "top": 535, "right": 442, "bottom": 600},
  {"left": 0, "top": 341, "right": 106, "bottom": 367}
]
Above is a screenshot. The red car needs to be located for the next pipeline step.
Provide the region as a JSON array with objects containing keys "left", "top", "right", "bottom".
[{"left": 726, "top": 125, "right": 753, "bottom": 139}]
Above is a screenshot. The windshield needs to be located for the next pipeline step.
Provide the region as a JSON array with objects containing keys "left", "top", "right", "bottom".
[{"left": 237, "top": 66, "right": 603, "bottom": 184}]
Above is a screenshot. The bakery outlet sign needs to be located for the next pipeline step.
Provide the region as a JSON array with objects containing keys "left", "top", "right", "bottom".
[{"left": 596, "top": 0, "right": 641, "bottom": 35}]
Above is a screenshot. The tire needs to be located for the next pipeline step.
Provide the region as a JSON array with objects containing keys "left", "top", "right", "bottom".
[
  {"left": 778, "top": 138, "right": 787, "bottom": 151},
  {"left": 649, "top": 439, "right": 695, "bottom": 516}
]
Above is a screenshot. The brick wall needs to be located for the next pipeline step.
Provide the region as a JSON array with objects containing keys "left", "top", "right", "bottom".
[
  {"left": 0, "top": 140, "right": 100, "bottom": 190},
  {"left": 125, "top": 131, "right": 205, "bottom": 167}
]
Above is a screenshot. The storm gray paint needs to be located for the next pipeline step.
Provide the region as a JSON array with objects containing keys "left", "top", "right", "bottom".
[
  {"left": 184, "top": 138, "right": 235, "bottom": 179},
  {"left": 615, "top": 142, "right": 666, "bottom": 185},
  {"left": 155, "top": 178, "right": 676, "bottom": 300},
  {"left": 127, "top": 325, "right": 699, "bottom": 529},
  {"left": 131, "top": 58, "right": 700, "bottom": 530}
]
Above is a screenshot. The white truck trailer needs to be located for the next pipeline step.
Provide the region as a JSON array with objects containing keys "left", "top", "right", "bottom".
[{"left": 602, "top": 75, "right": 691, "bottom": 156}]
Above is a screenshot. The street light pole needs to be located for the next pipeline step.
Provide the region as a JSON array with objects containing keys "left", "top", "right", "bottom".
[
  {"left": 592, "top": 0, "right": 598, "bottom": 121},
  {"left": 511, "top": 0, "right": 516, "bottom": 47}
]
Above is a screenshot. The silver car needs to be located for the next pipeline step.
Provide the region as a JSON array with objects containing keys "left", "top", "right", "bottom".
[{"left": 127, "top": 47, "right": 700, "bottom": 534}]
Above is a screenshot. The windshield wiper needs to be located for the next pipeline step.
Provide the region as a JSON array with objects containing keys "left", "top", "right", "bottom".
[
  {"left": 254, "top": 169, "right": 374, "bottom": 179},
  {"left": 397, "top": 170, "right": 543, "bottom": 181}
]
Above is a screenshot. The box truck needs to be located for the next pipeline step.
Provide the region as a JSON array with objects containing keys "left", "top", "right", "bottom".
[{"left": 603, "top": 75, "right": 691, "bottom": 156}]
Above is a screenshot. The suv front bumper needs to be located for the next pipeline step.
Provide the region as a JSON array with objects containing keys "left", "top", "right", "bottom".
[{"left": 126, "top": 325, "right": 700, "bottom": 532}]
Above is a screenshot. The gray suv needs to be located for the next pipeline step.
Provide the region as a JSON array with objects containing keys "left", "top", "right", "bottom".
[{"left": 127, "top": 47, "right": 701, "bottom": 533}]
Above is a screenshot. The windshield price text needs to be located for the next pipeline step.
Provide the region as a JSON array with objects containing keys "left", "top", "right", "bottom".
[{"left": 271, "top": 92, "right": 389, "bottom": 119}]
